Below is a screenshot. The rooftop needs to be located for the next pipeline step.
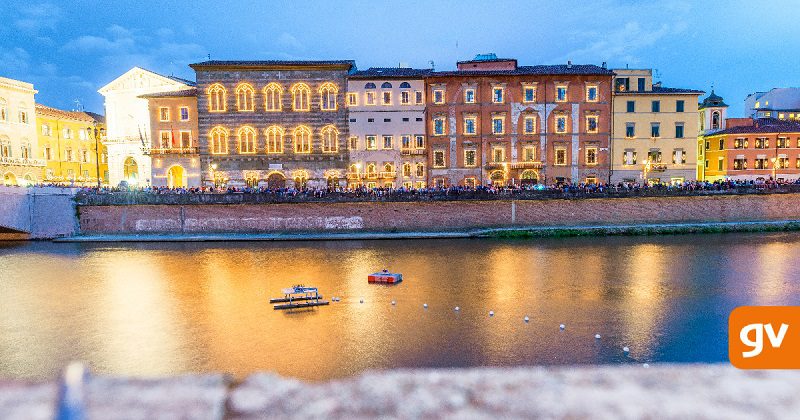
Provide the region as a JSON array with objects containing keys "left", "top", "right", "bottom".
[
  {"left": 35, "top": 104, "right": 103, "bottom": 123},
  {"left": 432, "top": 64, "right": 614, "bottom": 77},
  {"left": 616, "top": 86, "right": 705, "bottom": 95},
  {"left": 138, "top": 88, "right": 198, "bottom": 99},
  {"left": 190, "top": 60, "right": 355, "bottom": 70},
  {"left": 710, "top": 118, "right": 800, "bottom": 135},
  {"left": 700, "top": 90, "right": 728, "bottom": 109},
  {"left": 349, "top": 67, "right": 433, "bottom": 79}
]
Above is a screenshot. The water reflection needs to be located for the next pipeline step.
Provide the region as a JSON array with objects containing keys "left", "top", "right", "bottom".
[{"left": 1, "top": 232, "right": 800, "bottom": 381}]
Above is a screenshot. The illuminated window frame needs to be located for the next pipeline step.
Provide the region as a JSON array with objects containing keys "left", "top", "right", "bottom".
[
  {"left": 586, "top": 115, "right": 599, "bottom": 134},
  {"left": 238, "top": 126, "right": 257, "bottom": 154},
  {"left": 586, "top": 147, "right": 598, "bottom": 165},
  {"left": 432, "top": 88, "right": 445, "bottom": 104},
  {"left": 523, "top": 146, "right": 536, "bottom": 162},
  {"left": 522, "top": 85, "right": 536, "bottom": 103},
  {"left": 265, "top": 126, "right": 284, "bottom": 154},
  {"left": 208, "top": 126, "right": 229, "bottom": 154},
  {"left": 433, "top": 116, "right": 446, "bottom": 136},
  {"left": 433, "top": 150, "right": 446, "bottom": 168},
  {"left": 415, "top": 163, "right": 425, "bottom": 177},
  {"left": 382, "top": 135, "right": 393, "bottom": 150},
  {"left": 555, "top": 115, "right": 568, "bottom": 134},
  {"left": 235, "top": 83, "right": 256, "bottom": 112},
  {"left": 464, "top": 149, "right": 477, "bottom": 167},
  {"left": 402, "top": 162, "right": 412, "bottom": 178},
  {"left": 321, "top": 125, "right": 339, "bottom": 153},
  {"left": 555, "top": 147, "right": 567, "bottom": 166},
  {"left": 464, "top": 88, "right": 476, "bottom": 104},
  {"left": 492, "top": 86, "right": 504, "bottom": 104},
  {"left": 464, "top": 115, "right": 477, "bottom": 135},
  {"left": 491, "top": 146, "right": 505, "bottom": 163},
  {"left": 491, "top": 116, "right": 505, "bottom": 135},
  {"left": 400, "top": 90, "right": 410, "bottom": 105},
  {"left": 586, "top": 85, "right": 599, "bottom": 102},
  {"left": 207, "top": 83, "right": 227, "bottom": 112},
  {"left": 291, "top": 83, "right": 311, "bottom": 112},
  {"left": 293, "top": 125, "right": 312, "bottom": 153},
  {"left": 523, "top": 116, "right": 536, "bottom": 134},
  {"left": 319, "top": 82, "right": 339, "bottom": 111},
  {"left": 415, "top": 135, "right": 425, "bottom": 149},
  {"left": 382, "top": 91, "right": 392, "bottom": 106},
  {"left": 263, "top": 83, "right": 283, "bottom": 112},
  {"left": 414, "top": 91, "right": 424, "bottom": 105},
  {"left": 159, "top": 130, "right": 172, "bottom": 148},
  {"left": 365, "top": 135, "right": 377, "bottom": 150},
  {"left": 158, "top": 107, "right": 170, "bottom": 122},
  {"left": 347, "top": 92, "right": 358, "bottom": 106},
  {"left": 348, "top": 136, "right": 358, "bottom": 150},
  {"left": 556, "top": 85, "right": 568, "bottom": 102}
]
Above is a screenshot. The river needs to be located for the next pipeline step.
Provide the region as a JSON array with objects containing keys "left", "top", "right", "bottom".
[{"left": 1, "top": 233, "right": 799, "bottom": 381}]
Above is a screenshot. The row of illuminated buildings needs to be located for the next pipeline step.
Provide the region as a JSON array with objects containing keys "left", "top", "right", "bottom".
[{"left": 3, "top": 54, "right": 800, "bottom": 188}]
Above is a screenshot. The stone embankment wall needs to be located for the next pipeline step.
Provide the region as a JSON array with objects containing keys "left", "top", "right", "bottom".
[
  {"left": 78, "top": 193, "right": 800, "bottom": 235},
  {"left": 0, "top": 186, "right": 77, "bottom": 239}
]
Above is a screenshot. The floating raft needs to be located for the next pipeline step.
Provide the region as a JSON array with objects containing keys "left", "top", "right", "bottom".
[
  {"left": 272, "top": 285, "right": 328, "bottom": 310},
  {"left": 269, "top": 295, "right": 324, "bottom": 303},
  {"left": 273, "top": 300, "right": 330, "bottom": 310},
  {"left": 368, "top": 271, "right": 403, "bottom": 284}
]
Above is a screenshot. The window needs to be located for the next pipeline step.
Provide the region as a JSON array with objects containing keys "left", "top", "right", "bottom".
[
  {"left": 382, "top": 135, "right": 393, "bottom": 149},
  {"left": 403, "top": 163, "right": 412, "bottom": 177},
  {"left": 238, "top": 126, "right": 257, "bottom": 154},
  {"left": 433, "top": 89, "right": 445, "bottom": 104},
  {"left": 63, "top": 128, "right": 72, "bottom": 139},
  {"left": 366, "top": 91, "right": 376, "bottom": 105},
  {"left": 492, "top": 116, "right": 504, "bottom": 134},
  {"left": 755, "top": 138, "right": 768, "bottom": 149},
  {"left": 416, "top": 164, "right": 425, "bottom": 178},
  {"left": 382, "top": 91, "right": 392, "bottom": 105},
  {"left": 180, "top": 107, "right": 189, "bottom": 121},
  {"left": 293, "top": 126, "right": 312, "bottom": 153},
  {"left": 586, "top": 115, "right": 598, "bottom": 133},
  {"left": 0, "top": 99, "right": 6, "bottom": 122},
  {"left": 733, "top": 138, "right": 747, "bottom": 149},
  {"left": 41, "top": 124, "right": 50, "bottom": 136},
  {"left": 464, "top": 116, "right": 477, "bottom": 135},
  {"left": 367, "top": 118, "right": 374, "bottom": 123},
  {"left": 556, "top": 85, "right": 567, "bottom": 102},
  {"left": 464, "top": 150, "right": 477, "bottom": 167},
  {"left": 524, "top": 116, "right": 536, "bottom": 134},
  {"left": 209, "top": 126, "right": 228, "bottom": 154},
  {"left": 384, "top": 118, "right": 391, "bottom": 123},
  {"left": 266, "top": 126, "right": 284, "bottom": 153},
  {"left": 348, "top": 136, "right": 358, "bottom": 150},
  {"left": 777, "top": 137, "right": 789, "bottom": 148},
  {"left": 321, "top": 125, "right": 338, "bottom": 153},
  {"left": 651, "top": 123, "right": 660, "bottom": 138},
  {"left": 492, "top": 87, "right": 504, "bottom": 103},
  {"left": 433, "top": 150, "right": 446, "bottom": 167},
  {"left": 638, "top": 78, "right": 646, "bottom": 92},
  {"left": 366, "top": 164, "right": 377, "bottom": 179},
  {"left": 711, "top": 111, "right": 721, "bottom": 129},
  {"left": 79, "top": 129, "right": 88, "bottom": 141},
  {"left": 675, "top": 123, "right": 684, "bottom": 139},
  {"left": 586, "top": 147, "right": 597, "bottom": 165},
  {"left": 464, "top": 88, "right": 475, "bottom": 104},
  {"left": 555, "top": 148, "right": 567, "bottom": 165},
  {"left": 400, "top": 91, "right": 410, "bottom": 104},
  {"left": 523, "top": 146, "right": 536, "bottom": 161},
  {"left": 754, "top": 158, "right": 768, "bottom": 169},
  {"left": 415, "top": 91, "right": 423, "bottom": 104},
  {"left": 264, "top": 83, "right": 283, "bottom": 111},
  {"left": 626, "top": 101, "right": 635, "bottom": 113},
  {"left": 291, "top": 83, "right": 311, "bottom": 111},
  {"left": 366, "top": 135, "right": 377, "bottom": 150},
  {"left": 401, "top": 135, "right": 412, "bottom": 149},
  {"left": 180, "top": 131, "right": 192, "bottom": 147},
  {"left": 521, "top": 85, "right": 535, "bottom": 103},
  {"left": 718, "top": 158, "right": 724, "bottom": 171},
  {"left": 319, "top": 82, "right": 338, "bottom": 111},
  {"left": 492, "top": 147, "right": 505, "bottom": 163},
  {"left": 347, "top": 92, "right": 357, "bottom": 106},
  {"left": 80, "top": 149, "right": 89, "bottom": 163},
  {"left": 207, "top": 83, "right": 226, "bottom": 112},
  {"left": 236, "top": 83, "right": 255, "bottom": 111},
  {"left": 415, "top": 135, "right": 425, "bottom": 149},
  {"left": 433, "top": 117, "right": 446, "bottom": 136},
  {"left": 624, "top": 150, "right": 637, "bottom": 165},
  {"left": 625, "top": 123, "right": 635, "bottom": 138},
  {"left": 676, "top": 100, "right": 685, "bottom": 113},
  {"left": 44, "top": 145, "right": 52, "bottom": 160},
  {"left": 651, "top": 101, "right": 660, "bottom": 112},
  {"left": 64, "top": 148, "right": 73, "bottom": 161},
  {"left": 556, "top": 115, "right": 567, "bottom": 133},
  {"left": 733, "top": 158, "right": 747, "bottom": 170},
  {"left": 159, "top": 107, "right": 170, "bottom": 121},
  {"left": 19, "top": 111, "right": 28, "bottom": 124},
  {"left": 160, "top": 131, "right": 171, "bottom": 148},
  {"left": 586, "top": 85, "right": 598, "bottom": 102}
]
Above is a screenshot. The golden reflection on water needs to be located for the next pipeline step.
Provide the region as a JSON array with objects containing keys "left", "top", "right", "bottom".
[{"left": 1, "top": 233, "right": 800, "bottom": 381}]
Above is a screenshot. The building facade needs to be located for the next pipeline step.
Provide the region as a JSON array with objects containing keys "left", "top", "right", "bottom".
[
  {"left": 425, "top": 55, "right": 613, "bottom": 187},
  {"left": 140, "top": 89, "right": 200, "bottom": 188},
  {"left": 347, "top": 67, "right": 430, "bottom": 189},
  {"left": 98, "top": 67, "right": 196, "bottom": 187},
  {"left": 697, "top": 90, "right": 729, "bottom": 180},
  {"left": 35, "top": 104, "right": 108, "bottom": 186},
  {"left": 189, "top": 60, "right": 354, "bottom": 189},
  {"left": 610, "top": 69, "right": 703, "bottom": 184},
  {"left": 745, "top": 88, "right": 800, "bottom": 120},
  {"left": 0, "top": 76, "right": 43, "bottom": 185},
  {"left": 702, "top": 118, "right": 800, "bottom": 182}
]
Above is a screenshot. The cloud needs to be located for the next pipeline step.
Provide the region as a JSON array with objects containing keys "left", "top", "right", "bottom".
[
  {"left": 13, "top": 3, "right": 62, "bottom": 33},
  {"left": 558, "top": 21, "right": 684, "bottom": 65},
  {"left": 0, "top": 48, "right": 31, "bottom": 74},
  {"left": 277, "top": 33, "right": 305, "bottom": 51}
]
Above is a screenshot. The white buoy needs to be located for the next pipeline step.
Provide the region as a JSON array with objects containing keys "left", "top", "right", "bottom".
[
  {"left": 360, "top": 299, "right": 364, "bottom": 303},
  {"left": 423, "top": 303, "right": 428, "bottom": 309},
  {"left": 455, "top": 306, "right": 460, "bottom": 311},
  {"left": 489, "top": 311, "right": 494, "bottom": 317},
  {"left": 391, "top": 300, "right": 396, "bottom": 305},
  {"left": 595, "top": 334, "right": 601, "bottom": 339},
  {"left": 524, "top": 316, "right": 530, "bottom": 323},
  {"left": 643, "top": 363, "right": 650, "bottom": 368},
  {"left": 559, "top": 324, "right": 565, "bottom": 330},
  {"left": 623, "top": 346, "right": 630, "bottom": 353}
]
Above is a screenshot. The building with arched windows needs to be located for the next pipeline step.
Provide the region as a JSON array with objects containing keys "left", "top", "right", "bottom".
[
  {"left": 0, "top": 76, "right": 42, "bottom": 185},
  {"left": 347, "top": 67, "right": 431, "bottom": 189},
  {"left": 697, "top": 90, "right": 729, "bottom": 180},
  {"left": 189, "top": 60, "right": 354, "bottom": 189}
]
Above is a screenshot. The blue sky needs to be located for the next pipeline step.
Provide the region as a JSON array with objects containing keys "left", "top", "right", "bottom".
[{"left": 1, "top": 0, "right": 797, "bottom": 116}]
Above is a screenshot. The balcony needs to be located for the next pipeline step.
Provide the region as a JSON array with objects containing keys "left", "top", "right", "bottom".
[
  {"left": 146, "top": 147, "right": 199, "bottom": 156},
  {"left": 102, "top": 136, "right": 146, "bottom": 144},
  {"left": 401, "top": 148, "right": 426, "bottom": 156},
  {"left": 510, "top": 161, "right": 543, "bottom": 169},
  {"left": 379, "top": 171, "right": 397, "bottom": 179},
  {"left": 346, "top": 172, "right": 361, "bottom": 180},
  {"left": 649, "top": 163, "right": 668, "bottom": 172},
  {"left": 0, "top": 156, "right": 46, "bottom": 167}
]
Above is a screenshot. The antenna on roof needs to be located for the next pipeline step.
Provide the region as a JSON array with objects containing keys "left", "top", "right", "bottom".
[
  {"left": 429, "top": 60, "right": 435, "bottom": 71},
  {"left": 73, "top": 99, "right": 83, "bottom": 112},
  {"left": 207, "top": 54, "right": 211, "bottom": 60}
]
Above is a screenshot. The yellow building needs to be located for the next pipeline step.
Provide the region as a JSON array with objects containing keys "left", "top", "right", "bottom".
[
  {"left": 611, "top": 69, "right": 703, "bottom": 184},
  {"left": 35, "top": 104, "right": 108, "bottom": 186}
]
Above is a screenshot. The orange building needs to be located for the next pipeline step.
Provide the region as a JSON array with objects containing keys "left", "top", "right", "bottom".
[
  {"left": 703, "top": 118, "right": 800, "bottom": 182},
  {"left": 425, "top": 54, "right": 613, "bottom": 187}
]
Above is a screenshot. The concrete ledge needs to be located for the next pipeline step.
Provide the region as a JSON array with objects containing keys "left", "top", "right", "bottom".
[
  {"left": 2, "top": 365, "right": 800, "bottom": 419},
  {"left": 56, "top": 220, "right": 800, "bottom": 242}
]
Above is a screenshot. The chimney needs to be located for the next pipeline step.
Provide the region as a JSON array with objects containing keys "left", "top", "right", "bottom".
[
  {"left": 601, "top": 61, "right": 607, "bottom": 69},
  {"left": 567, "top": 60, "right": 572, "bottom": 69}
]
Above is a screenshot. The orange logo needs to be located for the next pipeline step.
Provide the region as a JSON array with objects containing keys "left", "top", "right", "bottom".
[{"left": 729, "top": 306, "right": 800, "bottom": 369}]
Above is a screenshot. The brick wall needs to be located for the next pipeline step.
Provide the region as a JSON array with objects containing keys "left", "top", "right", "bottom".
[{"left": 78, "top": 193, "right": 800, "bottom": 234}]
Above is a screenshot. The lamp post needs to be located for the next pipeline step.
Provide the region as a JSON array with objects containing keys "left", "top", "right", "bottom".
[
  {"left": 91, "top": 123, "right": 101, "bottom": 188},
  {"left": 209, "top": 162, "right": 218, "bottom": 188},
  {"left": 771, "top": 157, "right": 778, "bottom": 180},
  {"left": 642, "top": 159, "right": 651, "bottom": 185}
]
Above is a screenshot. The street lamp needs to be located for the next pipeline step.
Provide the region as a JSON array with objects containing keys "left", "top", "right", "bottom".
[
  {"left": 642, "top": 159, "right": 651, "bottom": 184},
  {"left": 771, "top": 157, "right": 778, "bottom": 180},
  {"left": 91, "top": 122, "right": 101, "bottom": 188}
]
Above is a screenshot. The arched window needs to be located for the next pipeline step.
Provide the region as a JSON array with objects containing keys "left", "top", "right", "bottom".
[
  {"left": 366, "top": 163, "right": 377, "bottom": 178},
  {"left": 263, "top": 83, "right": 283, "bottom": 111},
  {"left": 291, "top": 83, "right": 311, "bottom": 111},
  {"left": 402, "top": 162, "right": 411, "bottom": 177},
  {"left": 381, "top": 82, "right": 392, "bottom": 89},
  {"left": 383, "top": 163, "right": 394, "bottom": 174},
  {"left": 415, "top": 163, "right": 425, "bottom": 177},
  {"left": 399, "top": 82, "right": 411, "bottom": 89},
  {"left": 209, "top": 126, "right": 228, "bottom": 154},
  {"left": 0, "top": 136, "right": 10, "bottom": 157},
  {"left": 319, "top": 82, "right": 338, "bottom": 111},
  {"left": 349, "top": 163, "right": 359, "bottom": 174},
  {"left": 0, "top": 98, "right": 7, "bottom": 122},
  {"left": 364, "top": 82, "right": 376, "bottom": 89},
  {"left": 20, "top": 142, "right": 31, "bottom": 159},
  {"left": 293, "top": 126, "right": 312, "bottom": 153},
  {"left": 320, "top": 125, "right": 338, "bottom": 153},
  {"left": 711, "top": 111, "right": 721, "bottom": 130},
  {"left": 238, "top": 126, "right": 257, "bottom": 154},
  {"left": 265, "top": 125, "right": 284, "bottom": 154},
  {"left": 235, "top": 83, "right": 255, "bottom": 111},
  {"left": 207, "top": 83, "right": 227, "bottom": 112}
]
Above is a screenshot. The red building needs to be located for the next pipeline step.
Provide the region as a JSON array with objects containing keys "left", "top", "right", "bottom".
[{"left": 425, "top": 54, "right": 613, "bottom": 187}]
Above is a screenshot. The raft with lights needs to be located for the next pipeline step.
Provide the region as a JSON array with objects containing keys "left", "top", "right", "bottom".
[
  {"left": 368, "top": 270, "right": 403, "bottom": 284},
  {"left": 271, "top": 285, "right": 329, "bottom": 309}
]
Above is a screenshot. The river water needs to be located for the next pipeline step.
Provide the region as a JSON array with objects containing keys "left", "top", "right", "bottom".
[{"left": 1, "top": 233, "right": 799, "bottom": 381}]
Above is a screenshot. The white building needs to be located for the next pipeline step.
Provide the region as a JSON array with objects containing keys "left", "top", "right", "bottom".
[
  {"left": 98, "top": 67, "right": 195, "bottom": 187},
  {"left": 347, "top": 67, "right": 430, "bottom": 189},
  {"left": 0, "top": 76, "right": 43, "bottom": 185}
]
